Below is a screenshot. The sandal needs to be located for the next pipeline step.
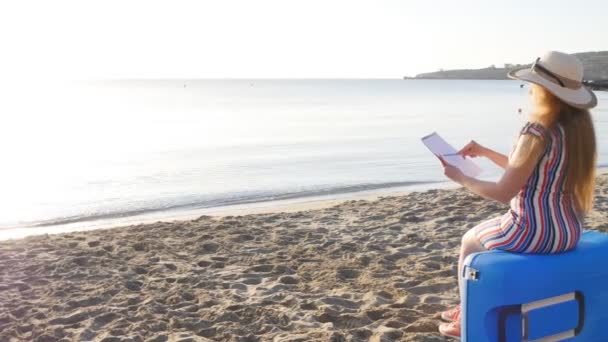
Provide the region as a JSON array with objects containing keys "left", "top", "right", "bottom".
[
  {"left": 439, "top": 321, "right": 461, "bottom": 340},
  {"left": 440, "top": 304, "right": 461, "bottom": 322}
]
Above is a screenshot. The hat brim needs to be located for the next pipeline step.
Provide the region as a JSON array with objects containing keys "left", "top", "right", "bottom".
[{"left": 508, "top": 68, "right": 597, "bottom": 109}]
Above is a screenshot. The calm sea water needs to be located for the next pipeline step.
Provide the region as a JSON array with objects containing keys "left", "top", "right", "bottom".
[{"left": 1, "top": 79, "right": 606, "bottom": 239}]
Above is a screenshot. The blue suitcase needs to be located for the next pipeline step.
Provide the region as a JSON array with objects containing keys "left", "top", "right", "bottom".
[{"left": 462, "top": 230, "right": 608, "bottom": 341}]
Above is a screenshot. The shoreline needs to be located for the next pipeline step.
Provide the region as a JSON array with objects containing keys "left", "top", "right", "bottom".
[
  {"left": 0, "top": 180, "right": 458, "bottom": 241},
  {"left": 4, "top": 167, "right": 608, "bottom": 241}
]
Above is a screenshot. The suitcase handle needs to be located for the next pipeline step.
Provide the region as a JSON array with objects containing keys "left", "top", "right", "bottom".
[{"left": 520, "top": 291, "right": 584, "bottom": 341}]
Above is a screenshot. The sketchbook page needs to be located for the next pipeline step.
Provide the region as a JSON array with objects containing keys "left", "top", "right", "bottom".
[{"left": 421, "top": 132, "right": 482, "bottom": 178}]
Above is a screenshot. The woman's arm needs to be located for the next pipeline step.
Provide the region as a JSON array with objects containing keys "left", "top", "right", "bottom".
[
  {"left": 458, "top": 140, "right": 509, "bottom": 169},
  {"left": 481, "top": 147, "right": 509, "bottom": 169},
  {"left": 443, "top": 134, "right": 546, "bottom": 204}
]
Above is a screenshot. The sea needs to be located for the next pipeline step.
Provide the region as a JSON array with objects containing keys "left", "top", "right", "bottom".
[{"left": 1, "top": 79, "right": 607, "bottom": 240}]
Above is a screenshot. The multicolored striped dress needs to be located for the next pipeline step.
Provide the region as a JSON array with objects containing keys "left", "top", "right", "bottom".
[{"left": 474, "top": 121, "right": 582, "bottom": 254}]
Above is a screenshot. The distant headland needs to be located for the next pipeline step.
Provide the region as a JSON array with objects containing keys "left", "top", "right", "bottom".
[{"left": 405, "top": 51, "right": 608, "bottom": 90}]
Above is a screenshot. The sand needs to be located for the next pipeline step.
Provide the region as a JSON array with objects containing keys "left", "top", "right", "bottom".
[{"left": 1, "top": 174, "right": 607, "bottom": 342}]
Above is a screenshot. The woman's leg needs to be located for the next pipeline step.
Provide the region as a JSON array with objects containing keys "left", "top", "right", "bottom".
[
  {"left": 457, "top": 227, "right": 487, "bottom": 302},
  {"left": 440, "top": 224, "right": 492, "bottom": 337}
]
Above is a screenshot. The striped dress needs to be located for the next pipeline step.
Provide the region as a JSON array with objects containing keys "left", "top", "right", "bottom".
[{"left": 474, "top": 121, "right": 582, "bottom": 254}]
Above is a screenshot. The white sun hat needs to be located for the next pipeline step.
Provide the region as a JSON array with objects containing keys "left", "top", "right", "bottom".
[{"left": 508, "top": 51, "right": 597, "bottom": 109}]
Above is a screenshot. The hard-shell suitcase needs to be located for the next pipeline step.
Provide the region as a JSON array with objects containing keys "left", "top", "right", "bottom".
[{"left": 462, "top": 230, "right": 608, "bottom": 341}]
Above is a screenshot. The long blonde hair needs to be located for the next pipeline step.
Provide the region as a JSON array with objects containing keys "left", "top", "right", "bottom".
[{"left": 529, "top": 84, "right": 596, "bottom": 215}]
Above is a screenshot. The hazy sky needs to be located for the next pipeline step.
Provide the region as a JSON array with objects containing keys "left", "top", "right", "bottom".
[{"left": 1, "top": 0, "right": 607, "bottom": 79}]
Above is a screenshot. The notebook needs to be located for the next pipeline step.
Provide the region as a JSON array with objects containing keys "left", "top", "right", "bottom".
[{"left": 421, "top": 132, "right": 482, "bottom": 178}]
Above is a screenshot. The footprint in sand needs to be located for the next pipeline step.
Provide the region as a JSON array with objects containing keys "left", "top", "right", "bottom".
[
  {"left": 230, "top": 234, "right": 255, "bottom": 243},
  {"left": 196, "top": 260, "right": 212, "bottom": 267},
  {"left": 336, "top": 268, "right": 360, "bottom": 280},
  {"left": 249, "top": 264, "right": 274, "bottom": 273},
  {"left": 278, "top": 275, "right": 299, "bottom": 285},
  {"left": 332, "top": 313, "right": 373, "bottom": 329},
  {"left": 364, "top": 309, "right": 388, "bottom": 321},
  {"left": 199, "top": 242, "right": 220, "bottom": 253},
  {"left": 87, "top": 240, "right": 100, "bottom": 247},
  {"left": 132, "top": 242, "right": 147, "bottom": 252},
  {"left": 241, "top": 277, "right": 262, "bottom": 285},
  {"left": 90, "top": 312, "right": 120, "bottom": 330}
]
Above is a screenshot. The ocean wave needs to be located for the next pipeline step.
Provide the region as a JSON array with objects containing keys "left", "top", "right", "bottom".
[{"left": 1, "top": 180, "right": 443, "bottom": 230}]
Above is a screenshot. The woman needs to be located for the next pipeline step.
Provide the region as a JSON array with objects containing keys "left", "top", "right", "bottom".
[{"left": 437, "top": 51, "right": 598, "bottom": 339}]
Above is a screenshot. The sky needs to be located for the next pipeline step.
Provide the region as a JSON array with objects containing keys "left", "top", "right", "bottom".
[{"left": 1, "top": 0, "right": 607, "bottom": 79}]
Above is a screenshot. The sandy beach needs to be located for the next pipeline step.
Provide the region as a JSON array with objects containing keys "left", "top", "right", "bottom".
[{"left": 2, "top": 174, "right": 607, "bottom": 342}]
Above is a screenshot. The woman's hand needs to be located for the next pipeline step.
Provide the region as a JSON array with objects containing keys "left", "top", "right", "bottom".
[
  {"left": 449, "top": 134, "right": 546, "bottom": 204},
  {"left": 458, "top": 140, "right": 487, "bottom": 158},
  {"left": 437, "top": 156, "right": 466, "bottom": 184}
]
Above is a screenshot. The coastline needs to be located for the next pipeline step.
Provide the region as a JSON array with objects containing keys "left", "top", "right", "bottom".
[
  {"left": 3, "top": 168, "right": 608, "bottom": 241},
  {"left": 0, "top": 180, "right": 458, "bottom": 241},
  {"left": 1, "top": 173, "right": 607, "bottom": 340}
]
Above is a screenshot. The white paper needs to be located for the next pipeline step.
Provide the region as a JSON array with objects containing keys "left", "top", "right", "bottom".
[{"left": 421, "top": 132, "right": 482, "bottom": 178}]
